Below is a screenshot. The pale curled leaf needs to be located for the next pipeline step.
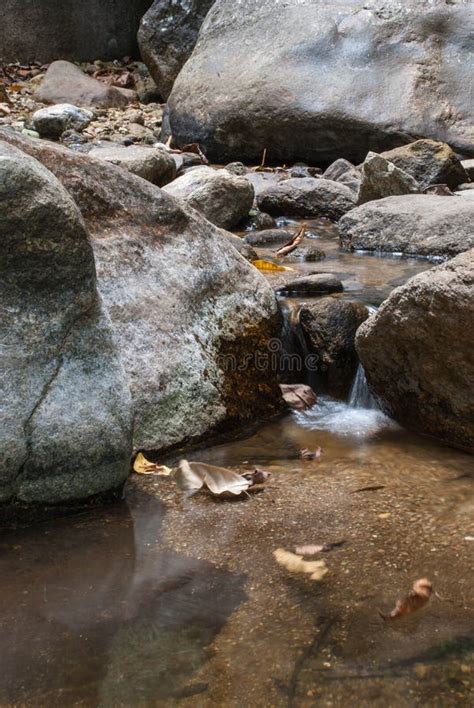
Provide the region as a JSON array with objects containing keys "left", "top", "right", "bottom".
[
  {"left": 273, "top": 548, "right": 328, "bottom": 581},
  {"left": 133, "top": 453, "right": 172, "bottom": 476},
  {"left": 176, "top": 460, "right": 251, "bottom": 497}
]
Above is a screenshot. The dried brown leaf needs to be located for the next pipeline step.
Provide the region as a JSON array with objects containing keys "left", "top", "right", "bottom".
[
  {"left": 275, "top": 225, "right": 305, "bottom": 258},
  {"left": 380, "top": 578, "right": 433, "bottom": 621},
  {"left": 133, "top": 453, "right": 172, "bottom": 476}
]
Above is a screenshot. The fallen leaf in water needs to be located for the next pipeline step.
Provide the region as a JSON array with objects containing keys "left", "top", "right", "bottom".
[
  {"left": 274, "top": 549, "right": 328, "bottom": 581},
  {"left": 280, "top": 384, "right": 317, "bottom": 411},
  {"left": 176, "top": 460, "right": 254, "bottom": 498},
  {"left": 300, "top": 447, "right": 323, "bottom": 460},
  {"left": 133, "top": 453, "right": 172, "bottom": 476},
  {"left": 295, "top": 541, "right": 345, "bottom": 555},
  {"left": 252, "top": 259, "right": 294, "bottom": 272},
  {"left": 242, "top": 468, "right": 270, "bottom": 485},
  {"left": 380, "top": 578, "right": 433, "bottom": 621},
  {"left": 275, "top": 225, "right": 305, "bottom": 257}
]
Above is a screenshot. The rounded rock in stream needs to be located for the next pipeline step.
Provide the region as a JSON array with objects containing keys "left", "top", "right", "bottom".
[
  {"left": 277, "top": 274, "right": 343, "bottom": 296},
  {"left": 258, "top": 178, "right": 356, "bottom": 220},
  {"left": 300, "top": 299, "right": 369, "bottom": 397},
  {"left": 357, "top": 249, "right": 474, "bottom": 451},
  {"left": 0, "top": 141, "right": 132, "bottom": 506}
]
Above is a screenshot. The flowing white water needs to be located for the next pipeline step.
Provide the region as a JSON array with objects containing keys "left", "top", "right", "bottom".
[
  {"left": 348, "top": 364, "right": 378, "bottom": 410},
  {"left": 295, "top": 304, "right": 396, "bottom": 437}
]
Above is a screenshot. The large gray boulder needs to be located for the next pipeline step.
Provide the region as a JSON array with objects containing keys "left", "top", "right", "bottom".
[
  {"left": 0, "top": 142, "right": 132, "bottom": 505},
  {"left": 357, "top": 250, "right": 474, "bottom": 451},
  {"left": 1, "top": 130, "right": 283, "bottom": 453},
  {"left": 167, "top": 0, "right": 474, "bottom": 163},
  {"left": 339, "top": 194, "right": 474, "bottom": 258},
  {"left": 138, "top": 0, "right": 215, "bottom": 100},
  {"left": 0, "top": 0, "right": 151, "bottom": 63},
  {"left": 163, "top": 166, "right": 254, "bottom": 229},
  {"left": 88, "top": 145, "right": 176, "bottom": 186},
  {"left": 257, "top": 178, "right": 356, "bottom": 220}
]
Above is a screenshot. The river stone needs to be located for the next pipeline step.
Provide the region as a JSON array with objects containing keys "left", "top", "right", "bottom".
[
  {"left": 244, "top": 229, "right": 294, "bottom": 247},
  {"left": 138, "top": 0, "right": 215, "bottom": 100},
  {"left": 0, "top": 141, "right": 132, "bottom": 505},
  {"left": 357, "top": 152, "right": 421, "bottom": 205},
  {"left": 88, "top": 145, "right": 176, "bottom": 186},
  {"left": 32, "top": 104, "right": 94, "bottom": 139},
  {"left": 380, "top": 140, "right": 469, "bottom": 191},
  {"left": 285, "top": 245, "right": 326, "bottom": 262},
  {"left": 1, "top": 129, "right": 283, "bottom": 453},
  {"left": 277, "top": 274, "right": 343, "bottom": 296},
  {"left": 300, "top": 299, "right": 369, "bottom": 397},
  {"left": 323, "top": 159, "right": 361, "bottom": 193},
  {"left": 339, "top": 194, "right": 474, "bottom": 258},
  {"left": 0, "top": 0, "right": 151, "bottom": 64},
  {"left": 162, "top": 166, "right": 254, "bottom": 229},
  {"left": 35, "top": 61, "right": 136, "bottom": 109},
  {"left": 258, "top": 178, "right": 356, "bottom": 220},
  {"left": 461, "top": 160, "right": 474, "bottom": 181},
  {"left": 166, "top": 0, "right": 474, "bottom": 163},
  {"left": 357, "top": 250, "right": 474, "bottom": 451}
]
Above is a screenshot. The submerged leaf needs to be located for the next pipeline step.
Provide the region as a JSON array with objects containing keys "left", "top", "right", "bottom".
[
  {"left": 133, "top": 453, "right": 172, "bottom": 476},
  {"left": 273, "top": 548, "right": 328, "bottom": 581},
  {"left": 252, "top": 259, "right": 294, "bottom": 272},
  {"left": 380, "top": 578, "right": 433, "bottom": 621}
]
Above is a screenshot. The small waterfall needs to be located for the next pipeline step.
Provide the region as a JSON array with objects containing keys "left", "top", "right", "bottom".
[
  {"left": 348, "top": 305, "right": 379, "bottom": 410},
  {"left": 348, "top": 364, "right": 378, "bottom": 410}
]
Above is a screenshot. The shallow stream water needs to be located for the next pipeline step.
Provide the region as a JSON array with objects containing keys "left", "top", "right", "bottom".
[{"left": 1, "top": 220, "right": 472, "bottom": 706}]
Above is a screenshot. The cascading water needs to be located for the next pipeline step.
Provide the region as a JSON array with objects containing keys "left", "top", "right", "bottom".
[
  {"left": 348, "top": 364, "right": 378, "bottom": 410},
  {"left": 294, "top": 305, "right": 396, "bottom": 436}
]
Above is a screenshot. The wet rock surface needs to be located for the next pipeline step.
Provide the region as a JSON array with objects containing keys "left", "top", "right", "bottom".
[
  {"left": 357, "top": 249, "right": 474, "bottom": 451},
  {"left": 167, "top": 0, "right": 474, "bottom": 163},
  {"left": 277, "top": 274, "right": 344, "bottom": 296},
  {"left": 339, "top": 194, "right": 474, "bottom": 258},
  {"left": 300, "top": 298, "right": 369, "bottom": 397},
  {"left": 0, "top": 141, "right": 132, "bottom": 505}
]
